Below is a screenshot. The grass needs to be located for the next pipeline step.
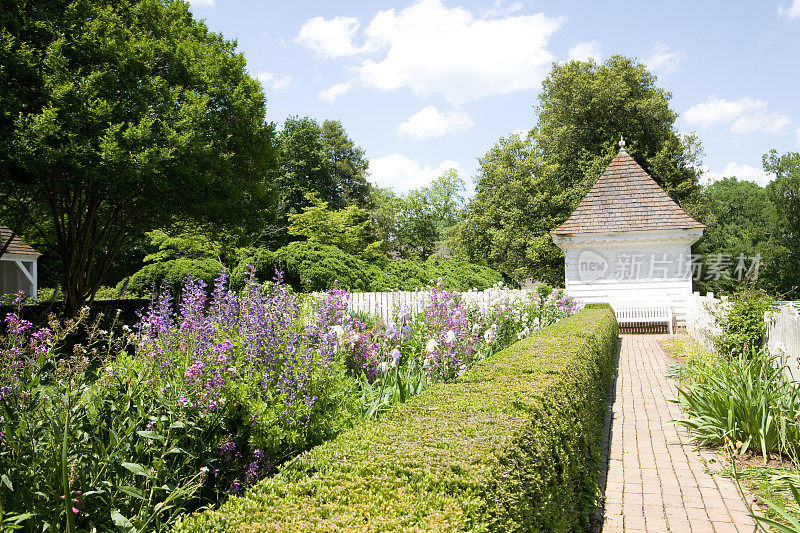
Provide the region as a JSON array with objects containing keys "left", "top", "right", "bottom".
[
  {"left": 662, "top": 333, "right": 719, "bottom": 381},
  {"left": 664, "top": 334, "right": 800, "bottom": 530},
  {"left": 721, "top": 464, "right": 800, "bottom": 526}
]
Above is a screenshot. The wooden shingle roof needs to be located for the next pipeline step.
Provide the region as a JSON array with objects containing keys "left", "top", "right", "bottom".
[
  {"left": 0, "top": 226, "right": 41, "bottom": 256},
  {"left": 551, "top": 149, "right": 705, "bottom": 236}
]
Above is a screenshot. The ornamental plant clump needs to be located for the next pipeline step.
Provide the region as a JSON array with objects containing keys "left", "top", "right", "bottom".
[
  {"left": 0, "top": 273, "right": 580, "bottom": 532},
  {"left": 326, "top": 281, "right": 583, "bottom": 416}
]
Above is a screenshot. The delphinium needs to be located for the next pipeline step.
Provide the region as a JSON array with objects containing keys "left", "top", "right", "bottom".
[{"left": 130, "top": 268, "right": 354, "bottom": 494}]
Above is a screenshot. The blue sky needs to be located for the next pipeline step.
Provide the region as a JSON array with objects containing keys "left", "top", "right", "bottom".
[{"left": 189, "top": 0, "right": 800, "bottom": 194}]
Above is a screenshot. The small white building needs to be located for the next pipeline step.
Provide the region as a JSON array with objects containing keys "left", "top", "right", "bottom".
[
  {"left": 550, "top": 140, "right": 705, "bottom": 326},
  {"left": 0, "top": 226, "right": 40, "bottom": 299}
]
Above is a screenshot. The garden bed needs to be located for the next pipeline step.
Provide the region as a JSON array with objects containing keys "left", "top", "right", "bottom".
[{"left": 175, "top": 304, "right": 618, "bottom": 532}]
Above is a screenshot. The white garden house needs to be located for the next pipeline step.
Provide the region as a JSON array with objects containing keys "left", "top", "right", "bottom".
[
  {"left": 0, "top": 226, "right": 40, "bottom": 299},
  {"left": 550, "top": 139, "right": 705, "bottom": 328}
]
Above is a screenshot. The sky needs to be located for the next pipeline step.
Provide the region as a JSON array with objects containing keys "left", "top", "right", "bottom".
[{"left": 188, "top": 0, "right": 800, "bottom": 194}]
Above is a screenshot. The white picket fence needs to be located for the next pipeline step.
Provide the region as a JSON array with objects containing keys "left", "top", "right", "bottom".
[
  {"left": 685, "top": 292, "right": 800, "bottom": 368},
  {"left": 767, "top": 304, "right": 800, "bottom": 377},
  {"left": 312, "top": 287, "right": 534, "bottom": 323},
  {"left": 685, "top": 292, "right": 724, "bottom": 351}
]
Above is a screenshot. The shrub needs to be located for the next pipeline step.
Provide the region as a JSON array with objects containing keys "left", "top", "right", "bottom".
[
  {"left": 122, "top": 258, "right": 224, "bottom": 297},
  {"left": 235, "top": 241, "right": 368, "bottom": 292},
  {"left": 232, "top": 243, "right": 506, "bottom": 293},
  {"left": 229, "top": 248, "right": 276, "bottom": 290},
  {"left": 715, "top": 288, "right": 771, "bottom": 357},
  {"left": 174, "top": 305, "right": 618, "bottom": 532},
  {"left": 673, "top": 345, "right": 800, "bottom": 461},
  {"left": 422, "top": 258, "right": 505, "bottom": 291},
  {"left": 0, "top": 272, "right": 357, "bottom": 531}
]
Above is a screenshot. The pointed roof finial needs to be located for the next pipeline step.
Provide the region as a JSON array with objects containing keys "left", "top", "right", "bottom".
[{"left": 619, "top": 135, "right": 626, "bottom": 151}]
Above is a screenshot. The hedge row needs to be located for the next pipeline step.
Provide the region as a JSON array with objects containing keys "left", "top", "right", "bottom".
[{"left": 175, "top": 304, "right": 619, "bottom": 532}]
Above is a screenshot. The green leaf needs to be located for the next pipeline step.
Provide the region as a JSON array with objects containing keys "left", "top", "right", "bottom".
[
  {"left": 111, "top": 510, "right": 136, "bottom": 533},
  {"left": 121, "top": 462, "right": 154, "bottom": 479},
  {"left": 135, "top": 430, "right": 164, "bottom": 442},
  {"left": 1, "top": 474, "right": 13, "bottom": 491},
  {"left": 116, "top": 485, "right": 145, "bottom": 500}
]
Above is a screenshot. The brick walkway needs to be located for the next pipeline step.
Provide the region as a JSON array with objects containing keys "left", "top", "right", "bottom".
[{"left": 601, "top": 335, "right": 758, "bottom": 533}]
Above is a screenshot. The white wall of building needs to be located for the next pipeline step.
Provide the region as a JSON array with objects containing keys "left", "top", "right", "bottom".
[
  {"left": 553, "top": 230, "right": 702, "bottom": 325},
  {"left": 0, "top": 255, "right": 38, "bottom": 298}
]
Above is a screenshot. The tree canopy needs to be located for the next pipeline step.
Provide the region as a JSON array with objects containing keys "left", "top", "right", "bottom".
[
  {"left": 0, "top": 0, "right": 276, "bottom": 314},
  {"left": 372, "top": 170, "right": 466, "bottom": 260},
  {"left": 276, "top": 117, "right": 371, "bottom": 218},
  {"left": 464, "top": 56, "right": 703, "bottom": 284}
]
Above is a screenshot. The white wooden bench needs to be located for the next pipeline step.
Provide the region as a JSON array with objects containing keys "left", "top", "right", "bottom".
[{"left": 610, "top": 300, "right": 674, "bottom": 334}]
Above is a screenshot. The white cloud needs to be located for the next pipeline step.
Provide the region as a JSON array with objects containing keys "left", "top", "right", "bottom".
[
  {"left": 779, "top": 0, "right": 800, "bottom": 18},
  {"left": 295, "top": 16, "right": 364, "bottom": 58},
  {"left": 398, "top": 105, "right": 474, "bottom": 139},
  {"left": 369, "top": 154, "right": 465, "bottom": 193},
  {"left": 568, "top": 41, "right": 602, "bottom": 62},
  {"left": 684, "top": 96, "right": 790, "bottom": 134},
  {"left": 702, "top": 163, "right": 773, "bottom": 187},
  {"left": 319, "top": 82, "right": 353, "bottom": 102},
  {"left": 684, "top": 97, "right": 765, "bottom": 127},
  {"left": 645, "top": 43, "right": 686, "bottom": 76},
  {"left": 731, "top": 112, "right": 792, "bottom": 134},
  {"left": 298, "top": 0, "right": 563, "bottom": 104},
  {"left": 256, "top": 71, "right": 293, "bottom": 90},
  {"left": 483, "top": 0, "right": 524, "bottom": 18}
]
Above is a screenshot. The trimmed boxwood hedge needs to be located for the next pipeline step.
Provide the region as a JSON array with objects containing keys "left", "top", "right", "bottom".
[{"left": 175, "top": 304, "right": 618, "bottom": 532}]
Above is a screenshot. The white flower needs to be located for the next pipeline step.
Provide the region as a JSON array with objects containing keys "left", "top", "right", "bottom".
[
  {"left": 348, "top": 331, "right": 360, "bottom": 344},
  {"left": 330, "top": 325, "right": 344, "bottom": 338},
  {"left": 484, "top": 328, "right": 496, "bottom": 345},
  {"left": 444, "top": 330, "right": 456, "bottom": 344},
  {"left": 472, "top": 323, "right": 481, "bottom": 334},
  {"left": 423, "top": 357, "right": 431, "bottom": 369},
  {"left": 426, "top": 338, "right": 438, "bottom": 353},
  {"left": 378, "top": 361, "right": 389, "bottom": 373}
]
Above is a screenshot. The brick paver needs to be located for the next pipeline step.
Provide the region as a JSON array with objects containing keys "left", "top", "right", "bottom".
[{"left": 601, "top": 335, "right": 758, "bottom": 532}]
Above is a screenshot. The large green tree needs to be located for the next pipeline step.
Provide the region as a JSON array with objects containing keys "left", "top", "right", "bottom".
[
  {"left": 275, "top": 117, "right": 371, "bottom": 230},
  {"left": 763, "top": 149, "right": 800, "bottom": 298},
  {"left": 374, "top": 170, "right": 466, "bottom": 259},
  {"left": 464, "top": 56, "right": 703, "bottom": 284},
  {"left": 693, "top": 178, "right": 780, "bottom": 295},
  {"left": 0, "top": 0, "right": 276, "bottom": 314}
]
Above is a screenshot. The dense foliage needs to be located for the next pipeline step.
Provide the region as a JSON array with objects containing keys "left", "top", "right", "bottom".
[
  {"left": 673, "top": 344, "right": 800, "bottom": 461},
  {"left": 228, "top": 242, "right": 505, "bottom": 293},
  {"left": 463, "top": 56, "right": 703, "bottom": 284},
  {"left": 693, "top": 151, "right": 800, "bottom": 300},
  {"left": 0, "top": 0, "right": 276, "bottom": 315},
  {"left": 0, "top": 274, "right": 580, "bottom": 531},
  {"left": 714, "top": 288, "right": 772, "bottom": 357},
  {"left": 271, "top": 116, "right": 372, "bottom": 247},
  {"left": 174, "top": 304, "right": 617, "bottom": 532}
]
